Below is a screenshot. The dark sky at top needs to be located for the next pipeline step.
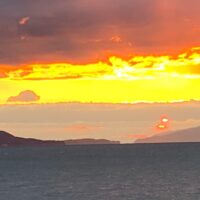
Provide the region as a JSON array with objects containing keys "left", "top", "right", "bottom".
[{"left": 0, "top": 0, "right": 200, "bottom": 65}]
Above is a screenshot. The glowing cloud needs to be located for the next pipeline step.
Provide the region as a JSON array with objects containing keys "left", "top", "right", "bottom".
[
  {"left": 2, "top": 47, "right": 200, "bottom": 81},
  {"left": 110, "top": 36, "right": 122, "bottom": 43},
  {"left": 0, "top": 47, "right": 200, "bottom": 104},
  {"left": 19, "top": 17, "right": 30, "bottom": 25}
]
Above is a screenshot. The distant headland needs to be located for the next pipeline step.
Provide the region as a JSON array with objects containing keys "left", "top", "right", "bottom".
[{"left": 0, "top": 131, "right": 120, "bottom": 147}]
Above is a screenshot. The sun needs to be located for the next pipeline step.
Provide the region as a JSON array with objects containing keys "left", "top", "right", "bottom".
[
  {"left": 161, "top": 117, "right": 169, "bottom": 123},
  {"left": 156, "top": 116, "right": 170, "bottom": 131},
  {"left": 157, "top": 124, "right": 167, "bottom": 130}
]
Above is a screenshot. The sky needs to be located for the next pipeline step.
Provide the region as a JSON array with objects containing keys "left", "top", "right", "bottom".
[
  {"left": 0, "top": 0, "right": 200, "bottom": 142},
  {"left": 1, "top": 102, "right": 200, "bottom": 143}
]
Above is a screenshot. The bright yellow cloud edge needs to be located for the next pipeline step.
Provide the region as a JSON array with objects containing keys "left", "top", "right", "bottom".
[{"left": 1, "top": 47, "right": 200, "bottom": 104}]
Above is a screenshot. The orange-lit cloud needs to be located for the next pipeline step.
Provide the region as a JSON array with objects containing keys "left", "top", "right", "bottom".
[
  {"left": 19, "top": 17, "right": 30, "bottom": 25},
  {"left": 0, "top": 0, "right": 200, "bottom": 65},
  {"left": 1, "top": 47, "right": 200, "bottom": 81},
  {"left": 0, "top": 0, "right": 200, "bottom": 143},
  {"left": 110, "top": 36, "right": 122, "bottom": 43},
  {"left": 0, "top": 47, "right": 199, "bottom": 104}
]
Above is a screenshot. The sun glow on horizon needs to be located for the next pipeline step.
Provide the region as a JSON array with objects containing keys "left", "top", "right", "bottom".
[{"left": 156, "top": 116, "right": 170, "bottom": 131}]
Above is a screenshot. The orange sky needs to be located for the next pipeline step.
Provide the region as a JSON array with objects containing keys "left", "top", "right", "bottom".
[
  {"left": 0, "top": 0, "right": 200, "bottom": 64},
  {"left": 0, "top": 102, "right": 200, "bottom": 143},
  {"left": 0, "top": 47, "right": 200, "bottom": 104},
  {"left": 0, "top": 0, "right": 200, "bottom": 105},
  {"left": 0, "top": 0, "right": 200, "bottom": 142}
]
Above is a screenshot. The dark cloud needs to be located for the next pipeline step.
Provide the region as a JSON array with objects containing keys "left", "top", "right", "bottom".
[{"left": 0, "top": 0, "right": 200, "bottom": 65}]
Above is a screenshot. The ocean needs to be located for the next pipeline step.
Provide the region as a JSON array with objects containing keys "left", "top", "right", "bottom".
[{"left": 0, "top": 143, "right": 200, "bottom": 200}]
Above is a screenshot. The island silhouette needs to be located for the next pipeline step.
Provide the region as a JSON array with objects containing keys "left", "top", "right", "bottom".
[
  {"left": 0, "top": 131, "right": 120, "bottom": 147},
  {"left": 136, "top": 126, "right": 200, "bottom": 143}
]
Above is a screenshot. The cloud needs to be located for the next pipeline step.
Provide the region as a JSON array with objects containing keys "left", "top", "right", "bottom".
[
  {"left": 19, "top": 16, "right": 30, "bottom": 25},
  {"left": 0, "top": 0, "right": 199, "bottom": 65},
  {"left": 65, "top": 123, "right": 103, "bottom": 133},
  {"left": 7, "top": 90, "right": 40, "bottom": 102},
  {"left": 1, "top": 47, "right": 199, "bottom": 81}
]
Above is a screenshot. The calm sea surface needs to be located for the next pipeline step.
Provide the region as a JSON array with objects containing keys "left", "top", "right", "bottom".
[{"left": 0, "top": 143, "right": 200, "bottom": 200}]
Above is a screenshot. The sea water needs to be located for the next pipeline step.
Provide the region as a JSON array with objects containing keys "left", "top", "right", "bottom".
[{"left": 0, "top": 143, "right": 200, "bottom": 200}]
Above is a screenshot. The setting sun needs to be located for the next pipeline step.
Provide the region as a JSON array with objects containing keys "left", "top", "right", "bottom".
[
  {"left": 1, "top": 1, "right": 200, "bottom": 198},
  {"left": 161, "top": 117, "right": 169, "bottom": 123},
  {"left": 157, "top": 124, "right": 167, "bottom": 130}
]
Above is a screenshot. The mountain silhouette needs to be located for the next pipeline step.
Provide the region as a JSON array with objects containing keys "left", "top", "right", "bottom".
[
  {"left": 0, "top": 131, "right": 120, "bottom": 146},
  {"left": 135, "top": 126, "right": 200, "bottom": 143},
  {"left": 0, "top": 130, "right": 64, "bottom": 146}
]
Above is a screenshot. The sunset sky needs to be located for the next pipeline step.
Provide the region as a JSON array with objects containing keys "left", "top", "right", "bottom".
[{"left": 0, "top": 0, "right": 200, "bottom": 142}]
